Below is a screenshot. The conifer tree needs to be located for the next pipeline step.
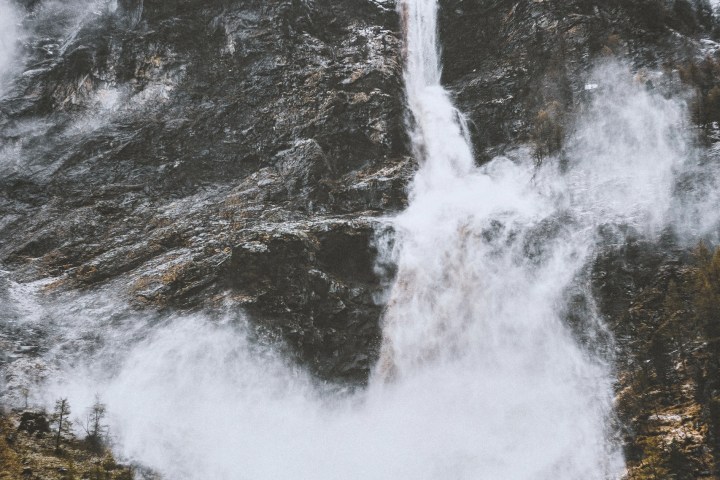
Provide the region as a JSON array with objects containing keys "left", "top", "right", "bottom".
[
  {"left": 52, "top": 398, "right": 72, "bottom": 452},
  {"left": 84, "top": 395, "right": 108, "bottom": 453}
]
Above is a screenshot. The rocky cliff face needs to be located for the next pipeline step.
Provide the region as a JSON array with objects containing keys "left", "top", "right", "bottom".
[
  {"left": 441, "top": 0, "right": 717, "bottom": 157},
  {"left": 1, "top": 0, "right": 408, "bottom": 382},
  {"left": 2, "top": 0, "right": 720, "bottom": 477}
]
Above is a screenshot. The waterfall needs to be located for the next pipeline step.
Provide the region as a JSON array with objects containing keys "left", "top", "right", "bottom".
[
  {"left": 373, "top": 0, "right": 626, "bottom": 476},
  {"left": 376, "top": 0, "right": 479, "bottom": 378},
  {"left": 400, "top": 0, "right": 474, "bottom": 193},
  {"left": 7, "top": 0, "right": 710, "bottom": 478}
]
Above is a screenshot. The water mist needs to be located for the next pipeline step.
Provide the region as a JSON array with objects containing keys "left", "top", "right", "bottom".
[{"left": 0, "top": 0, "right": 21, "bottom": 92}]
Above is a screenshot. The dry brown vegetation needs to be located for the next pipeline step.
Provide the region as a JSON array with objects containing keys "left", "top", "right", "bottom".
[
  {"left": 0, "top": 409, "right": 133, "bottom": 480},
  {"left": 619, "top": 244, "right": 720, "bottom": 479}
]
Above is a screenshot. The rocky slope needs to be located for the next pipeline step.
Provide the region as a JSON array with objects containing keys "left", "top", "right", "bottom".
[
  {"left": 0, "top": 408, "right": 135, "bottom": 480},
  {"left": 1, "top": 0, "right": 408, "bottom": 383},
  {"left": 2, "top": 0, "right": 720, "bottom": 478}
]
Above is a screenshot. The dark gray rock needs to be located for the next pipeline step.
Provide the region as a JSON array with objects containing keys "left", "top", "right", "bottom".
[
  {"left": 0, "top": 0, "right": 408, "bottom": 384},
  {"left": 18, "top": 410, "right": 50, "bottom": 435},
  {"left": 439, "top": 0, "right": 718, "bottom": 158}
]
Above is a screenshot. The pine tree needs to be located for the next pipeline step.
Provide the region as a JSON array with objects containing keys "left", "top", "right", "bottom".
[
  {"left": 51, "top": 398, "right": 72, "bottom": 452},
  {"left": 84, "top": 395, "right": 108, "bottom": 453}
]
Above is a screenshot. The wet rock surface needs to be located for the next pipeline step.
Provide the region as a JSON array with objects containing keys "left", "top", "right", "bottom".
[
  {"left": 0, "top": 0, "right": 408, "bottom": 382},
  {"left": 440, "top": 0, "right": 718, "bottom": 158}
]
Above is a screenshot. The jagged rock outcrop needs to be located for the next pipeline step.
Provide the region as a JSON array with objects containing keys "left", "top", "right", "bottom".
[
  {"left": 0, "top": 0, "right": 408, "bottom": 381},
  {"left": 440, "top": 0, "right": 717, "bottom": 158}
]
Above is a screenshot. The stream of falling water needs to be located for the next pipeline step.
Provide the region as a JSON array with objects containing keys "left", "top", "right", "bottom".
[
  {"left": 370, "top": 0, "right": 625, "bottom": 476},
  {"left": 7, "top": 0, "right": 718, "bottom": 478}
]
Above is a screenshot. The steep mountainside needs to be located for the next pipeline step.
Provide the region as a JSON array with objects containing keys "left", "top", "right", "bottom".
[
  {"left": 2, "top": 0, "right": 720, "bottom": 478},
  {"left": 1, "top": 0, "right": 407, "bottom": 383}
]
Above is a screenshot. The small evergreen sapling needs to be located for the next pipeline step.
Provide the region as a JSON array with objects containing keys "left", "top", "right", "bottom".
[
  {"left": 51, "top": 398, "right": 72, "bottom": 451},
  {"left": 83, "top": 395, "right": 109, "bottom": 453}
]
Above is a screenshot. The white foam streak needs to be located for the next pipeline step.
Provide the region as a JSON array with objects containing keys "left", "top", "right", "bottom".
[{"left": 402, "top": 0, "right": 474, "bottom": 194}]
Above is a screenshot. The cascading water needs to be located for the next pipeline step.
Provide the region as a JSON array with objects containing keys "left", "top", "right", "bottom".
[
  {"left": 5, "top": 0, "right": 717, "bottom": 478},
  {"left": 372, "top": 0, "right": 625, "bottom": 476}
]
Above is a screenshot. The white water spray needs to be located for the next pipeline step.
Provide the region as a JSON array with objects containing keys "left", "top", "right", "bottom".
[
  {"left": 374, "top": 0, "right": 624, "bottom": 476},
  {"left": 0, "top": 0, "right": 21, "bottom": 92},
  {"left": 400, "top": 0, "right": 474, "bottom": 193}
]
